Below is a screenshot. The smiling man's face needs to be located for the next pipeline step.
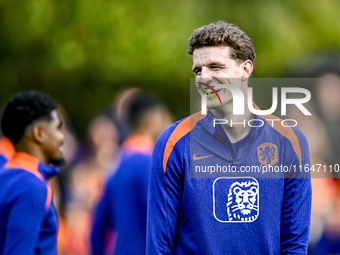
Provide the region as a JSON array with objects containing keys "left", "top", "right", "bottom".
[{"left": 192, "top": 46, "right": 251, "bottom": 110}]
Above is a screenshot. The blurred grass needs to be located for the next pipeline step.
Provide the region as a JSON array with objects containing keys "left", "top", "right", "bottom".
[{"left": 0, "top": 0, "right": 339, "bottom": 136}]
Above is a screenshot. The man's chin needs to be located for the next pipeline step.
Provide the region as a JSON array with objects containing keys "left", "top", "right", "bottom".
[
  {"left": 49, "top": 157, "right": 66, "bottom": 167},
  {"left": 206, "top": 98, "right": 230, "bottom": 110},
  {"left": 207, "top": 103, "right": 223, "bottom": 110}
]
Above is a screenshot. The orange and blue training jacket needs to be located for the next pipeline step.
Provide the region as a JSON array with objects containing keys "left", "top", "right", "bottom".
[
  {"left": 0, "top": 152, "right": 59, "bottom": 255},
  {"left": 146, "top": 111, "right": 312, "bottom": 254}
]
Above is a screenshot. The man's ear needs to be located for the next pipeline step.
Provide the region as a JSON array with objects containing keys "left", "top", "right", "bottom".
[
  {"left": 241, "top": 60, "right": 253, "bottom": 79},
  {"left": 31, "top": 122, "right": 46, "bottom": 145}
]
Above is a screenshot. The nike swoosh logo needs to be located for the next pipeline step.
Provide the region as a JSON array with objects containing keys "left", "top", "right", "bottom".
[{"left": 193, "top": 153, "right": 213, "bottom": 160}]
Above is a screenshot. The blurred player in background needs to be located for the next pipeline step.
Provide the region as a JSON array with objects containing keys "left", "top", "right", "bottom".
[
  {"left": 65, "top": 88, "right": 139, "bottom": 255},
  {"left": 91, "top": 91, "right": 171, "bottom": 255},
  {"left": 0, "top": 91, "right": 64, "bottom": 254}
]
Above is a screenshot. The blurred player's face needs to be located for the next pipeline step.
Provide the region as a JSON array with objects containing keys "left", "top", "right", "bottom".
[
  {"left": 192, "top": 46, "right": 252, "bottom": 110},
  {"left": 40, "top": 110, "right": 65, "bottom": 166}
]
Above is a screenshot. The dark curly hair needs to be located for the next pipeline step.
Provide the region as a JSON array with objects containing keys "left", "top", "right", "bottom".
[
  {"left": 1, "top": 91, "right": 58, "bottom": 144},
  {"left": 187, "top": 21, "right": 255, "bottom": 66}
]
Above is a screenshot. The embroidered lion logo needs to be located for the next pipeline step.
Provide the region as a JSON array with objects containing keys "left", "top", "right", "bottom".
[
  {"left": 260, "top": 146, "right": 275, "bottom": 164},
  {"left": 257, "top": 143, "right": 278, "bottom": 166},
  {"left": 226, "top": 181, "right": 259, "bottom": 222}
]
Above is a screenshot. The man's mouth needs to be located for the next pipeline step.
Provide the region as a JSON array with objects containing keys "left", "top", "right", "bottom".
[
  {"left": 196, "top": 82, "right": 223, "bottom": 106},
  {"left": 201, "top": 88, "right": 222, "bottom": 95}
]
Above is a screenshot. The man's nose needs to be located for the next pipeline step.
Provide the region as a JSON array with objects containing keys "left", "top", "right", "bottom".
[
  {"left": 201, "top": 67, "right": 211, "bottom": 77},
  {"left": 199, "top": 67, "right": 213, "bottom": 82}
]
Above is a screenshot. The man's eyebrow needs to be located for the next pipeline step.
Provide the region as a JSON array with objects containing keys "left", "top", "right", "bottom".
[
  {"left": 192, "top": 62, "right": 226, "bottom": 72},
  {"left": 208, "top": 62, "right": 226, "bottom": 67},
  {"left": 192, "top": 66, "right": 201, "bottom": 72}
]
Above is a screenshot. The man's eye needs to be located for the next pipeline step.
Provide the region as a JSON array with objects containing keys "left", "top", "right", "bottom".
[
  {"left": 194, "top": 70, "right": 201, "bottom": 75},
  {"left": 210, "top": 66, "right": 220, "bottom": 70}
]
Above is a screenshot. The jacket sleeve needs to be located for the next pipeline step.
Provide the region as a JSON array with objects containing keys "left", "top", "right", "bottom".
[
  {"left": 280, "top": 129, "right": 312, "bottom": 254},
  {"left": 146, "top": 125, "right": 185, "bottom": 254},
  {"left": 91, "top": 179, "right": 115, "bottom": 255},
  {"left": 3, "top": 176, "right": 48, "bottom": 255}
]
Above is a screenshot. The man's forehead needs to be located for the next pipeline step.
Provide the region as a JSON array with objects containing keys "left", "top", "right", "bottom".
[
  {"left": 193, "top": 45, "right": 231, "bottom": 65},
  {"left": 193, "top": 46, "right": 231, "bottom": 57}
]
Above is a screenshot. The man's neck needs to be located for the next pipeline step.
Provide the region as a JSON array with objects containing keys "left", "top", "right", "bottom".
[
  {"left": 210, "top": 104, "right": 254, "bottom": 143},
  {"left": 15, "top": 140, "right": 46, "bottom": 164}
]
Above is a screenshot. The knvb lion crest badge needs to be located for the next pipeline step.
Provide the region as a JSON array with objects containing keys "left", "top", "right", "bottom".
[
  {"left": 213, "top": 177, "right": 259, "bottom": 223},
  {"left": 257, "top": 143, "right": 278, "bottom": 166}
]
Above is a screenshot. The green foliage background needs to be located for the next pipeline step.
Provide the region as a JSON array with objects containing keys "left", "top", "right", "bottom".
[{"left": 1, "top": 0, "right": 339, "bottom": 135}]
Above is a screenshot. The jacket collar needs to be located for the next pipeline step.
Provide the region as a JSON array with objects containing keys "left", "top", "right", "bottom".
[
  {"left": 5, "top": 152, "right": 59, "bottom": 180},
  {"left": 121, "top": 134, "right": 154, "bottom": 154},
  {"left": 197, "top": 110, "right": 262, "bottom": 143}
]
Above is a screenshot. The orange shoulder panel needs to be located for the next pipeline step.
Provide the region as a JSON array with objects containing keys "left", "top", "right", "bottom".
[
  {"left": 162, "top": 112, "right": 205, "bottom": 173},
  {"left": 6, "top": 152, "right": 52, "bottom": 210},
  {"left": 5, "top": 152, "right": 44, "bottom": 180},
  {"left": 253, "top": 103, "right": 303, "bottom": 165},
  {"left": 260, "top": 114, "right": 302, "bottom": 166},
  {"left": 0, "top": 137, "right": 15, "bottom": 160}
]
